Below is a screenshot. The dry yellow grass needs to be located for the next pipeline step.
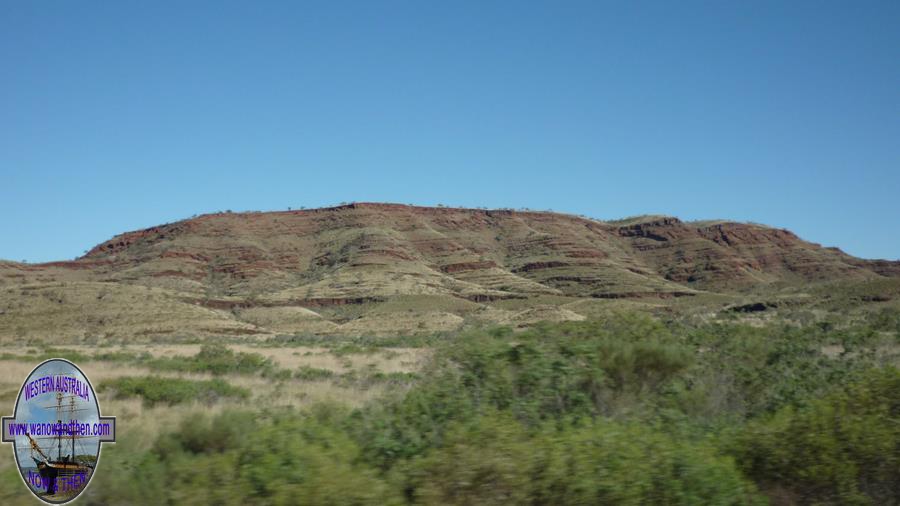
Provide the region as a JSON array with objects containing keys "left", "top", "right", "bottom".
[
  {"left": 241, "top": 346, "right": 428, "bottom": 373},
  {"left": 0, "top": 282, "right": 265, "bottom": 343},
  {"left": 0, "top": 344, "right": 429, "bottom": 458},
  {"left": 0, "top": 344, "right": 424, "bottom": 474},
  {"left": 0, "top": 343, "right": 429, "bottom": 374}
]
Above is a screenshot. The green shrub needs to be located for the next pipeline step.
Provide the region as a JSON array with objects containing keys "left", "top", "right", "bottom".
[
  {"left": 148, "top": 344, "right": 278, "bottom": 376},
  {"left": 295, "top": 366, "right": 336, "bottom": 381},
  {"left": 406, "top": 412, "right": 762, "bottom": 505},
  {"left": 87, "top": 409, "right": 403, "bottom": 505},
  {"left": 53, "top": 316, "right": 900, "bottom": 505},
  {"left": 0, "top": 466, "right": 32, "bottom": 504},
  {"left": 99, "top": 376, "right": 250, "bottom": 406},
  {"left": 725, "top": 367, "right": 900, "bottom": 505},
  {"left": 371, "top": 371, "right": 419, "bottom": 384},
  {"left": 266, "top": 333, "right": 442, "bottom": 348},
  {"left": 676, "top": 321, "right": 896, "bottom": 418},
  {"left": 353, "top": 317, "right": 695, "bottom": 469}
]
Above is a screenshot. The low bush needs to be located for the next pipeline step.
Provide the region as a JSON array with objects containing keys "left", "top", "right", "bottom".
[
  {"left": 99, "top": 376, "right": 250, "bottom": 406},
  {"left": 725, "top": 367, "right": 900, "bottom": 505},
  {"left": 84, "top": 408, "right": 402, "bottom": 505},
  {"left": 409, "top": 412, "right": 761, "bottom": 505},
  {"left": 147, "top": 344, "right": 277, "bottom": 376},
  {"left": 295, "top": 365, "right": 336, "bottom": 381},
  {"left": 57, "top": 316, "right": 900, "bottom": 505}
]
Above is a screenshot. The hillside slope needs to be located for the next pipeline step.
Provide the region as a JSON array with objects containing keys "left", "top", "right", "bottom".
[{"left": 1, "top": 203, "right": 897, "bottom": 340}]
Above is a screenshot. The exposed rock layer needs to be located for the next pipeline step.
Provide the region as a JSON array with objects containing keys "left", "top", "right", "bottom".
[{"left": 1, "top": 203, "right": 896, "bottom": 339}]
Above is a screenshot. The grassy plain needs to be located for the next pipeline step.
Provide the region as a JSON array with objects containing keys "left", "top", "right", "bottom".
[{"left": 0, "top": 307, "right": 898, "bottom": 505}]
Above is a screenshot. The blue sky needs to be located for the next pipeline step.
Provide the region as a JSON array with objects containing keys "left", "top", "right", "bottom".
[{"left": 1, "top": 1, "right": 898, "bottom": 261}]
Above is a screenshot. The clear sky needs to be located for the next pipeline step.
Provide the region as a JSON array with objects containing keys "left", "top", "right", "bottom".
[{"left": 1, "top": 1, "right": 898, "bottom": 262}]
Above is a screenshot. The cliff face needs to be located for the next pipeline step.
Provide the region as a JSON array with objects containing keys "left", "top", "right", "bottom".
[
  {"left": 615, "top": 217, "right": 875, "bottom": 286},
  {"left": 1, "top": 203, "right": 896, "bottom": 340}
]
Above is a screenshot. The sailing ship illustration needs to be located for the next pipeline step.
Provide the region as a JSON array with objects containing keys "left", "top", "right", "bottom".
[{"left": 22, "top": 389, "right": 97, "bottom": 497}]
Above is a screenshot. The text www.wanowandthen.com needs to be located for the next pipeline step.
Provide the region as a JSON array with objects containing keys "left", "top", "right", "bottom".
[{"left": 8, "top": 420, "right": 111, "bottom": 438}]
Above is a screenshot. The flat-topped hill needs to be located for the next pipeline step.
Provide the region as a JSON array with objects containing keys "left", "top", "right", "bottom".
[{"left": 1, "top": 203, "right": 897, "bottom": 340}]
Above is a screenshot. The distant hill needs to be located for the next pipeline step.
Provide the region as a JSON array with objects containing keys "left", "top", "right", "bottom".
[{"left": 1, "top": 203, "right": 898, "bottom": 340}]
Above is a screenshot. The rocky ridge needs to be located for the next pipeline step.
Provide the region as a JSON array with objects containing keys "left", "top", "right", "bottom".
[{"left": 1, "top": 203, "right": 896, "bottom": 340}]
